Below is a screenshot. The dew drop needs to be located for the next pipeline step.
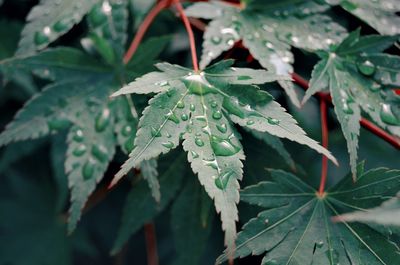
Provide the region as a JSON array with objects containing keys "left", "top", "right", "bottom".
[
  {"left": 181, "top": 113, "right": 189, "bottom": 121},
  {"left": 195, "top": 137, "right": 204, "bottom": 147},
  {"left": 342, "top": 100, "right": 354, "bottom": 115},
  {"left": 211, "top": 36, "right": 222, "bottom": 44},
  {"left": 357, "top": 60, "right": 376, "bottom": 76},
  {"left": 124, "top": 138, "right": 135, "bottom": 152},
  {"left": 73, "top": 129, "right": 84, "bottom": 142},
  {"left": 264, "top": 41, "right": 274, "bottom": 50},
  {"left": 73, "top": 144, "right": 87, "bottom": 157},
  {"left": 165, "top": 110, "right": 180, "bottom": 124},
  {"left": 216, "top": 123, "right": 228, "bottom": 133},
  {"left": 91, "top": 145, "right": 108, "bottom": 162},
  {"left": 53, "top": 18, "right": 69, "bottom": 32},
  {"left": 210, "top": 101, "right": 218, "bottom": 108},
  {"left": 190, "top": 104, "right": 196, "bottom": 111},
  {"left": 82, "top": 159, "right": 96, "bottom": 180},
  {"left": 151, "top": 127, "right": 161, "bottom": 137},
  {"left": 122, "top": 125, "right": 132, "bottom": 136},
  {"left": 215, "top": 170, "right": 235, "bottom": 190},
  {"left": 210, "top": 135, "right": 241, "bottom": 156},
  {"left": 162, "top": 141, "right": 174, "bottom": 149},
  {"left": 370, "top": 82, "right": 381, "bottom": 92},
  {"left": 89, "top": 4, "right": 108, "bottom": 27},
  {"left": 212, "top": 110, "right": 222, "bottom": 120},
  {"left": 267, "top": 117, "right": 280, "bottom": 125},
  {"left": 246, "top": 120, "right": 255, "bottom": 125},
  {"left": 48, "top": 118, "right": 70, "bottom": 131},
  {"left": 203, "top": 158, "right": 219, "bottom": 170},
  {"left": 316, "top": 241, "right": 324, "bottom": 248},
  {"left": 177, "top": 100, "right": 185, "bottom": 108},
  {"left": 34, "top": 30, "right": 50, "bottom": 46},
  {"left": 380, "top": 104, "right": 400, "bottom": 125},
  {"left": 182, "top": 74, "right": 217, "bottom": 95},
  {"left": 95, "top": 108, "right": 111, "bottom": 132},
  {"left": 191, "top": 150, "right": 199, "bottom": 159}
]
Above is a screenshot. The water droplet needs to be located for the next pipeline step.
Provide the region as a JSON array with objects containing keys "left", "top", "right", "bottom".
[
  {"left": 210, "top": 135, "right": 241, "bottom": 156},
  {"left": 226, "top": 38, "right": 235, "bottom": 46},
  {"left": 53, "top": 18, "right": 69, "bottom": 32},
  {"left": 177, "top": 100, "right": 185, "bottom": 108},
  {"left": 191, "top": 151, "right": 199, "bottom": 159},
  {"left": 237, "top": 75, "right": 252, "bottom": 81},
  {"left": 73, "top": 129, "right": 84, "bottom": 142},
  {"left": 264, "top": 219, "right": 269, "bottom": 224},
  {"left": 210, "top": 101, "right": 218, "bottom": 108},
  {"left": 211, "top": 36, "right": 222, "bottom": 44},
  {"left": 267, "top": 117, "right": 280, "bottom": 125},
  {"left": 95, "top": 108, "right": 111, "bottom": 132},
  {"left": 190, "top": 104, "right": 196, "bottom": 111},
  {"left": 162, "top": 141, "right": 174, "bottom": 149},
  {"left": 316, "top": 241, "right": 324, "bottom": 248},
  {"left": 246, "top": 120, "right": 254, "bottom": 125},
  {"left": 357, "top": 60, "right": 375, "bottom": 76},
  {"left": 216, "top": 123, "right": 227, "bottom": 133},
  {"left": 151, "top": 127, "right": 161, "bottom": 137},
  {"left": 264, "top": 41, "right": 274, "bottom": 50},
  {"left": 380, "top": 104, "right": 399, "bottom": 125},
  {"left": 203, "top": 158, "right": 219, "bottom": 170},
  {"left": 122, "top": 125, "right": 132, "bottom": 136},
  {"left": 181, "top": 113, "right": 189, "bottom": 121},
  {"left": 165, "top": 110, "right": 180, "bottom": 124},
  {"left": 166, "top": 89, "right": 174, "bottom": 97},
  {"left": 48, "top": 118, "right": 70, "bottom": 131},
  {"left": 370, "top": 82, "right": 381, "bottom": 92},
  {"left": 89, "top": 4, "right": 108, "bottom": 27},
  {"left": 34, "top": 30, "right": 50, "bottom": 46},
  {"left": 212, "top": 110, "right": 222, "bottom": 120},
  {"left": 82, "top": 159, "right": 96, "bottom": 180},
  {"left": 155, "top": 80, "right": 168, "bottom": 87},
  {"left": 182, "top": 74, "right": 217, "bottom": 95},
  {"left": 73, "top": 144, "right": 87, "bottom": 156},
  {"left": 342, "top": 101, "right": 354, "bottom": 115},
  {"left": 195, "top": 137, "right": 204, "bottom": 147},
  {"left": 91, "top": 145, "right": 108, "bottom": 162},
  {"left": 215, "top": 170, "right": 235, "bottom": 190}
]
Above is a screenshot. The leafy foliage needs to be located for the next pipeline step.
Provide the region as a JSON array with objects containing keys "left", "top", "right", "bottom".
[
  {"left": 302, "top": 30, "right": 400, "bottom": 179},
  {"left": 185, "top": 1, "right": 347, "bottom": 106},
  {"left": 219, "top": 166, "right": 400, "bottom": 264}
]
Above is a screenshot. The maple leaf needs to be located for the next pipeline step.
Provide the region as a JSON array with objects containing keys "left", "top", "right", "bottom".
[
  {"left": 185, "top": 1, "right": 347, "bottom": 106},
  {"left": 218, "top": 166, "right": 400, "bottom": 265},
  {"left": 328, "top": 0, "right": 400, "bottom": 35},
  {"left": 302, "top": 29, "right": 400, "bottom": 179},
  {"left": 110, "top": 59, "right": 337, "bottom": 251},
  {"left": 0, "top": 27, "right": 170, "bottom": 233}
]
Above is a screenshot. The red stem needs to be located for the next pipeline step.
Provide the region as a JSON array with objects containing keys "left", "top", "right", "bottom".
[
  {"left": 318, "top": 100, "right": 329, "bottom": 195},
  {"left": 123, "top": 0, "right": 171, "bottom": 64},
  {"left": 174, "top": 0, "right": 199, "bottom": 71},
  {"left": 291, "top": 73, "right": 400, "bottom": 149},
  {"left": 144, "top": 223, "right": 159, "bottom": 265}
]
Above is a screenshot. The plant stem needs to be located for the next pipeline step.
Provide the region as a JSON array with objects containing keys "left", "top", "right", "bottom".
[
  {"left": 318, "top": 100, "right": 329, "bottom": 195},
  {"left": 291, "top": 73, "right": 400, "bottom": 149},
  {"left": 173, "top": 0, "right": 199, "bottom": 71},
  {"left": 123, "top": 0, "right": 171, "bottom": 64},
  {"left": 144, "top": 222, "right": 159, "bottom": 265}
]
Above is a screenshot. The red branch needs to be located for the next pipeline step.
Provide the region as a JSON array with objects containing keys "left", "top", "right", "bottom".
[
  {"left": 144, "top": 223, "right": 159, "bottom": 265},
  {"left": 174, "top": 0, "right": 199, "bottom": 71},
  {"left": 291, "top": 73, "right": 400, "bottom": 149},
  {"left": 123, "top": 0, "right": 172, "bottom": 64},
  {"left": 319, "top": 100, "right": 329, "bottom": 195}
]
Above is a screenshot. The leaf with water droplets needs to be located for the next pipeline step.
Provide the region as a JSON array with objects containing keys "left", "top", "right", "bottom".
[
  {"left": 218, "top": 167, "right": 400, "bottom": 264},
  {"left": 334, "top": 0, "right": 400, "bottom": 36},
  {"left": 111, "top": 61, "right": 334, "bottom": 253},
  {"left": 16, "top": 0, "right": 99, "bottom": 55},
  {"left": 302, "top": 30, "right": 400, "bottom": 179},
  {"left": 186, "top": 1, "right": 347, "bottom": 106}
]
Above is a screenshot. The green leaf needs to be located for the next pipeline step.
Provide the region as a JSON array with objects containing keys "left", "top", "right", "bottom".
[
  {"left": 335, "top": 192, "right": 400, "bottom": 227},
  {"left": 171, "top": 176, "right": 214, "bottom": 265},
  {"left": 140, "top": 158, "right": 160, "bottom": 202},
  {"left": 111, "top": 153, "right": 186, "bottom": 254},
  {"left": 302, "top": 31, "right": 400, "bottom": 179},
  {"left": 110, "top": 60, "right": 337, "bottom": 251},
  {"left": 185, "top": 1, "right": 347, "bottom": 106},
  {"left": 337, "top": 0, "right": 400, "bottom": 35},
  {"left": 218, "top": 168, "right": 400, "bottom": 264},
  {"left": 16, "top": 0, "right": 99, "bottom": 55}
]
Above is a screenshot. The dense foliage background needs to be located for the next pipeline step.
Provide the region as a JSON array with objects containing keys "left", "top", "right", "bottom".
[{"left": 0, "top": 0, "right": 399, "bottom": 265}]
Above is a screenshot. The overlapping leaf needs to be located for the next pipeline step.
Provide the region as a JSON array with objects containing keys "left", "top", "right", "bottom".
[
  {"left": 185, "top": 1, "right": 347, "bottom": 106},
  {"left": 327, "top": 0, "right": 400, "bottom": 35},
  {"left": 0, "top": 32, "right": 170, "bottom": 232},
  {"left": 110, "top": 59, "right": 337, "bottom": 251},
  {"left": 302, "top": 30, "right": 400, "bottom": 179},
  {"left": 218, "top": 167, "right": 400, "bottom": 264}
]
